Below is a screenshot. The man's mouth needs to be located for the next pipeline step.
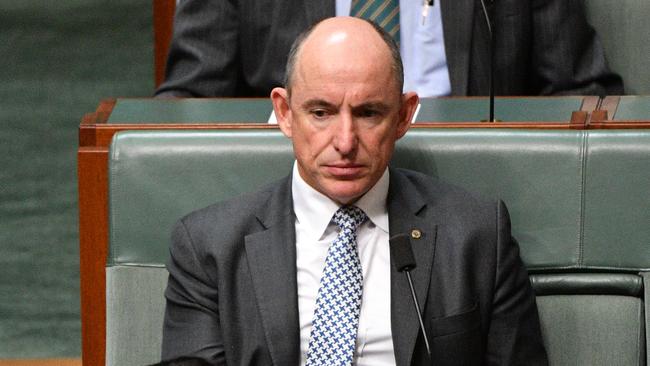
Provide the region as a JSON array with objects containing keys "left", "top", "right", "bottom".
[{"left": 324, "top": 163, "right": 365, "bottom": 178}]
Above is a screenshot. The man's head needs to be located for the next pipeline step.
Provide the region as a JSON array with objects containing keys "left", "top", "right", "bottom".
[
  {"left": 283, "top": 18, "right": 405, "bottom": 96},
  {"left": 271, "top": 17, "right": 419, "bottom": 205}
]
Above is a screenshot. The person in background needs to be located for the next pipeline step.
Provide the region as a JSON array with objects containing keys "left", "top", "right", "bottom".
[
  {"left": 155, "top": 0, "right": 623, "bottom": 98},
  {"left": 160, "top": 16, "right": 548, "bottom": 365}
]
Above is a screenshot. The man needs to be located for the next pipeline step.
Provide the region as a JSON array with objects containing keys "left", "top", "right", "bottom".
[
  {"left": 155, "top": 0, "right": 623, "bottom": 98},
  {"left": 162, "top": 17, "right": 548, "bottom": 365}
]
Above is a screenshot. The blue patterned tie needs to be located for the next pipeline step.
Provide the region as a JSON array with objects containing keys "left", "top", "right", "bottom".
[{"left": 306, "top": 206, "right": 368, "bottom": 366}]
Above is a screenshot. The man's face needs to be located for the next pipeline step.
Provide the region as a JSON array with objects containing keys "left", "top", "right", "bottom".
[{"left": 272, "top": 25, "right": 417, "bottom": 204}]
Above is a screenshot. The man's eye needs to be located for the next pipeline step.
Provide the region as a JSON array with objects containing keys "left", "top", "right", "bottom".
[
  {"left": 311, "top": 109, "right": 329, "bottom": 118},
  {"left": 359, "top": 109, "right": 380, "bottom": 118}
]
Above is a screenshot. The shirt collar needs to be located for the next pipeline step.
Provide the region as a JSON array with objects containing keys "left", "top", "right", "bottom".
[{"left": 291, "top": 161, "right": 390, "bottom": 241}]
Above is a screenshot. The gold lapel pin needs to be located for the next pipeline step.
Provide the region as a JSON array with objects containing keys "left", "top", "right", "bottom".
[{"left": 411, "top": 229, "right": 422, "bottom": 239}]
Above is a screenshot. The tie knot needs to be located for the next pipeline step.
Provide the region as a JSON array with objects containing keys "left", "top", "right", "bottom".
[{"left": 333, "top": 205, "right": 367, "bottom": 231}]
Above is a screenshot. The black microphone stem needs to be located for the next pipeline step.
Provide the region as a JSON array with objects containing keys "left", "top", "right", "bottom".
[
  {"left": 404, "top": 270, "right": 431, "bottom": 357},
  {"left": 480, "top": 0, "right": 495, "bottom": 122},
  {"left": 389, "top": 233, "right": 432, "bottom": 359},
  {"left": 489, "top": 24, "right": 495, "bottom": 122}
]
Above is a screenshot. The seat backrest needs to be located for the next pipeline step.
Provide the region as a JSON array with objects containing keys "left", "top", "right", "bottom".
[
  {"left": 585, "top": 0, "right": 650, "bottom": 94},
  {"left": 107, "top": 129, "right": 650, "bottom": 365}
]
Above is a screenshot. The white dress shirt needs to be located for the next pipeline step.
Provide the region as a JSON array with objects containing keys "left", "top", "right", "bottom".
[
  {"left": 336, "top": 0, "right": 451, "bottom": 97},
  {"left": 292, "top": 162, "right": 396, "bottom": 366}
]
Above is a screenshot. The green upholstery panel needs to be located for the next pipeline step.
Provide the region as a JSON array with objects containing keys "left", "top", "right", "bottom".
[
  {"left": 106, "top": 266, "right": 167, "bottom": 366},
  {"left": 536, "top": 295, "right": 645, "bottom": 366},
  {"left": 106, "top": 97, "right": 584, "bottom": 124},
  {"left": 108, "top": 99, "right": 273, "bottom": 124},
  {"left": 391, "top": 130, "right": 585, "bottom": 268},
  {"left": 614, "top": 96, "right": 650, "bottom": 121},
  {"left": 585, "top": 0, "right": 650, "bottom": 94},
  {"left": 583, "top": 131, "right": 650, "bottom": 271},
  {"left": 530, "top": 273, "right": 643, "bottom": 296},
  {"left": 109, "top": 129, "right": 585, "bottom": 268},
  {"left": 416, "top": 97, "right": 583, "bottom": 122},
  {"left": 109, "top": 130, "right": 294, "bottom": 266}
]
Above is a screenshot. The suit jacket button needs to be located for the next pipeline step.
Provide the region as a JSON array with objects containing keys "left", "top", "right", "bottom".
[{"left": 411, "top": 229, "right": 422, "bottom": 239}]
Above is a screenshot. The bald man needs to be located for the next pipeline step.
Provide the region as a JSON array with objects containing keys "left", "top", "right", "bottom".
[{"left": 161, "top": 17, "right": 547, "bottom": 366}]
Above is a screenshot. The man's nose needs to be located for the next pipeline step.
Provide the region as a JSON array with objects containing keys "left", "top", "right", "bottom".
[{"left": 332, "top": 114, "right": 358, "bottom": 155}]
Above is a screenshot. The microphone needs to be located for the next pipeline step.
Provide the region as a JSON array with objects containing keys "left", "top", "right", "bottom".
[
  {"left": 479, "top": 0, "right": 496, "bottom": 122},
  {"left": 389, "top": 233, "right": 431, "bottom": 358}
]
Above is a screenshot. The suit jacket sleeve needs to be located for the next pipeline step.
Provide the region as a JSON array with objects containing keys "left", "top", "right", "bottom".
[
  {"left": 161, "top": 219, "right": 226, "bottom": 365},
  {"left": 155, "top": 0, "right": 240, "bottom": 97},
  {"left": 529, "top": 0, "right": 623, "bottom": 95},
  {"left": 485, "top": 201, "right": 547, "bottom": 365}
]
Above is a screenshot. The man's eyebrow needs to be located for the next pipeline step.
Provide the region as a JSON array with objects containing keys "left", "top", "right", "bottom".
[
  {"left": 301, "top": 99, "right": 336, "bottom": 110},
  {"left": 299, "top": 99, "right": 391, "bottom": 113},
  {"left": 352, "top": 101, "right": 391, "bottom": 112}
]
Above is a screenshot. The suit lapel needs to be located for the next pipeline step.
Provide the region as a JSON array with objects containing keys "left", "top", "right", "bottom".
[
  {"left": 388, "top": 169, "right": 438, "bottom": 366},
  {"left": 244, "top": 177, "right": 301, "bottom": 366},
  {"left": 440, "top": 0, "right": 474, "bottom": 95}
]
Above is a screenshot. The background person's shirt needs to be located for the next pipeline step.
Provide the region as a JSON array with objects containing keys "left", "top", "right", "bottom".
[{"left": 336, "top": 0, "right": 451, "bottom": 97}]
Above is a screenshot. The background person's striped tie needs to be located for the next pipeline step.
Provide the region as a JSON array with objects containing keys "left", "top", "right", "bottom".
[{"left": 350, "top": 0, "right": 400, "bottom": 44}]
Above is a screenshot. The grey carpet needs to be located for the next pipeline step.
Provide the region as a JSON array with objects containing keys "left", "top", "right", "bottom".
[{"left": 0, "top": 0, "right": 152, "bottom": 357}]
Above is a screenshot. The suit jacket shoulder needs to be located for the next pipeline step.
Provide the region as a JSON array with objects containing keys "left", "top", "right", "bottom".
[
  {"left": 387, "top": 168, "right": 547, "bottom": 365},
  {"left": 177, "top": 174, "right": 293, "bottom": 243},
  {"left": 163, "top": 174, "right": 298, "bottom": 365},
  {"left": 389, "top": 167, "right": 496, "bottom": 217}
]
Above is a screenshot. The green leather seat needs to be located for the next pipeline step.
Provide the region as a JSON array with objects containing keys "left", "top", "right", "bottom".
[{"left": 107, "top": 129, "right": 650, "bottom": 365}]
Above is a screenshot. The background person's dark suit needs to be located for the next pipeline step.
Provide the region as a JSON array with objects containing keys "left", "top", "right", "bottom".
[
  {"left": 162, "top": 168, "right": 548, "bottom": 365},
  {"left": 155, "top": 0, "right": 623, "bottom": 98}
]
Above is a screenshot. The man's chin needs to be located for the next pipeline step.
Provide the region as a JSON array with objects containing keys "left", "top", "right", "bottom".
[{"left": 322, "top": 181, "right": 370, "bottom": 205}]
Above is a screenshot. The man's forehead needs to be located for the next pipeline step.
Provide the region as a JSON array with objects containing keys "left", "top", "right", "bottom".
[
  {"left": 291, "top": 54, "right": 397, "bottom": 95},
  {"left": 289, "top": 74, "right": 399, "bottom": 107}
]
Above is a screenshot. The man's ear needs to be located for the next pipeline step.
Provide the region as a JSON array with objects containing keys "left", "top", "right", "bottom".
[
  {"left": 271, "top": 87, "right": 292, "bottom": 138},
  {"left": 396, "top": 91, "right": 419, "bottom": 139}
]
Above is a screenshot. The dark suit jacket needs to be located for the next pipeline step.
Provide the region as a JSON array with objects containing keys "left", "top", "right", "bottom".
[
  {"left": 155, "top": 0, "right": 622, "bottom": 98},
  {"left": 162, "top": 168, "right": 548, "bottom": 365}
]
